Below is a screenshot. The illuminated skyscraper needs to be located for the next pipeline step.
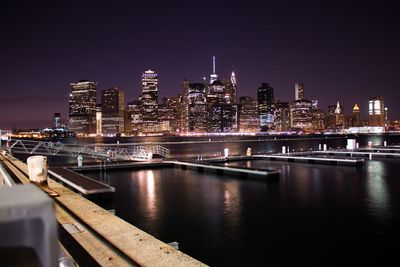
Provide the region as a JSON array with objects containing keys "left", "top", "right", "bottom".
[
  {"left": 141, "top": 70, "right": 159, "bottom": 133},
  {"left": 101, "top": 87, "right": 125, "bottom": 135},
  {"left": 352, "top": 103, "right": 361, "bottom": 127},
  {"left": 257, "top": 83, "right": 274, "bottom": 131},
  {"left": 68, "top": 80, "right": 97, "bottom": 135},
  {"left": 295, "top": 82, "right": 304, "bottom": 101},
  {"left": 369, "top": 96, "right": 385, "bottom": 126}
]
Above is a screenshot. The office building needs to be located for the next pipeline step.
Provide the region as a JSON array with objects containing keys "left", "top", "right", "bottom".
[
  {"left": 257, "top": 83, "right": 274, "bottom": 131},
  {"left": 188, "top": 83, "right": 206, "bottom": 133},
  {"left": 54, "top": 113, "right": 61, "bottom": 128},
  {"left": 126, "top": 100, "right": 142, "bottom": 135},
  {"left": 295, "top": 82, "right": 304, "bottom": 101},
  {"left": 352, "top": 103, "right": 361, "bottom": 127},
  {"left": 290, "top": 99, "right": 313, "bottom": 131},
  {"left": 274, "top": 101, "right": 290, "bottom": 132},
  {"left": 159, "top": 96, "right": 181, "bottom": 134},
  {"left": 180, "top": 79, "right": 190, "bottom": 133},
  {"left": 101, "top": 87, "right": 125, "bottom": 135},
  {"left": 68, "top": 80, "right": 97, "bottom": 135},
  {"left": 238, "top": 96, "right": 259, "bottom": 132},
  {"left": 96, "top": 104, "right": 102, "bottom": 136},
  {"left": 141, "top": 70, "right": 159, "bottom": 133},
  {"left": 369, "top": 97, "right": 385, "bottom": 127}
]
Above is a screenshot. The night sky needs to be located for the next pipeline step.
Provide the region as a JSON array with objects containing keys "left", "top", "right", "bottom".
[{"left": 1, "top": 0, "right": 399, "bottom": 129}]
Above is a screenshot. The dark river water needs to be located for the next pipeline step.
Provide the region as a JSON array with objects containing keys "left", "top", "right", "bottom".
[{"left": 13, "top": 134, "right": 400, "bottom": 266}]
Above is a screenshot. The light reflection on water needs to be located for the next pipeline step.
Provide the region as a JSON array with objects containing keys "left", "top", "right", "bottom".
[
  {"left": 62, "top": 134, "right": 400, "bottom": 266},
  {"left": 366, "top": 161, "right": 390, "bottom": 220}
]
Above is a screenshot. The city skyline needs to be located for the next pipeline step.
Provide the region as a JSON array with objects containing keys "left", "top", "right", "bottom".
[{"left": 1, "top": 0, "right": 399, "bottom": 128}]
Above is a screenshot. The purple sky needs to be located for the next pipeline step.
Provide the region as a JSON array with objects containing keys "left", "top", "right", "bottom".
[{"left": 1, "top": 0, "right": 399, "bottom": 129}]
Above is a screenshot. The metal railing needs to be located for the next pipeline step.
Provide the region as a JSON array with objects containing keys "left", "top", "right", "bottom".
[{"left": 8, "top": 139, "right": 171, "bottom": 160}]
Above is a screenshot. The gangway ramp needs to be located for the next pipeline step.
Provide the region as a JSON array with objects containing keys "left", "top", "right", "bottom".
[{"left": 7, "top": 139, "right": 171, "bottom": 160}]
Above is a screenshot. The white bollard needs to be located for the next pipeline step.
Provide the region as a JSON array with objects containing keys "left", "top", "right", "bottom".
[
  {"left": 224, "top": 148, "right": 229, "bottom": 158},
  {"left": 27, "top": 156, "right": 48, "bottom": 185},
  {"left": 323, "top": 144, "right": 327, "bottom": 151},
  {"left": 356, "top": 143, "right": 359, "bottom": 149},
  {"left": 246, "top": 147, "right": 252, "bottom": 156},
  {"left": 319, "top": 144, "right": 321, "bottom": 150},
  {"left": 77, "top": 155, "right": 83, "bottom": 167},
  {"left": 369, "top": 153, "right": 372, "bottom": 160},
  {"left": 282, "top": 146, "right": 286, "bottom": 154},
  {"left": 26, "top": 156, "right": 59, "bottom": 196},
  {"left": 384, "top": 141, "right": 387, "bottom": 147}
]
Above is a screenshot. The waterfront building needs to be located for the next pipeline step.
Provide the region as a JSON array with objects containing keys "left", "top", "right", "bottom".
[
  {"left": 257, "top": 83, "right": 274, "bottom": 131},
  {"left": 188, "top": 83, "right": 206, "bottom": 133},
  {"left": 238, "top": 96, "right": 259, "bottom": 132},
  {"left": 68, "top": 80, "right": 97, "bottom": 135},
  {"left": 295, "top": 82, "right": 304, "bottom": 101},
  {"left": 96, "top": 104, "right": 102, "bottom": 135},
  {"left": 101, "top": 87, "right": 125, "bottom": 135},
  {"left": 141, "top": 70, "right": 159, "bottom": 133},
  {"left": 180, "top": 79, "right": 190, "bottom": 133},
  {"left": 369, "top": 96, "right": 385, "bottom": 127},
  {"left": 126, "top": 100, "right": 142, "bottom": 135},
  {"left": 352, "top": 103, "right": 361, "bottom": 127},
  {"left": 290, "top": 99, "right": 313, "bottom": 131}
]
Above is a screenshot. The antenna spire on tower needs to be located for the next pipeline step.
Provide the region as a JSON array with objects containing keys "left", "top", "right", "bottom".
[{"left": 213, "top": 56, "right": 216, "bottom": 74}]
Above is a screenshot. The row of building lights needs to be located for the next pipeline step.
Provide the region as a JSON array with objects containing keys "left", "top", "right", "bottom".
[{"left": 65, "top": 58, "right": 388, "bottom": 137}]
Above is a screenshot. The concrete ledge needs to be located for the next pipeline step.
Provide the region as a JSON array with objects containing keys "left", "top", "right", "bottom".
[{"left": 0, "top": 154, "right": 208, "bottom": 267}]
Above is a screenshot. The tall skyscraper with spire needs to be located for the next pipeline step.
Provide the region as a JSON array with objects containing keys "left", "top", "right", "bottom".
[
  {"left": 352, "top": 103, "right": 361, "bottom": 127},
  {"left": 209, "top": 56, "right": 219, "bottom": 84}
]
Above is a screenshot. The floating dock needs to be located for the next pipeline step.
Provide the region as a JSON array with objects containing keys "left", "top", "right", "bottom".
[
  {"left": 314, "top": 150, "right": 400, "bottom": 158},
  {"left": 204, "top": 154, "right": 364, "bottom": 166},
  {"left": 253, "top": 154, "right": 364, "bottom": 166},
  {"left": 49, "top": 167, "right": 115, "bottom": 195},
  {"left": 169, "top": 161, "right": 280, "bottom": 182}
]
